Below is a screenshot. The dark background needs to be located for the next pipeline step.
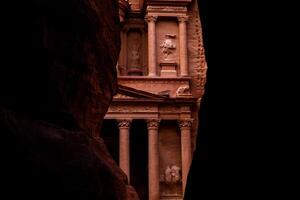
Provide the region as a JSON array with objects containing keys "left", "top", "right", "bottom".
[{"left": 184, "top": 1, "right": 291, "bottom": 199}]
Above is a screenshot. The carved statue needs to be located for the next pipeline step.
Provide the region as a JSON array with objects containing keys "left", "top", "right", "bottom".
[
  {"left": 162, "top": 165, "right": 181, "bottom": 184},
  {"left": 160, "top": 34, "right": 176, "bottom": 60},
  {"left": 127, "top": 31, "right": 143, "bottom": 75},
  {"left": 129, "top": 47, "right": 141, "bottom": 67}
]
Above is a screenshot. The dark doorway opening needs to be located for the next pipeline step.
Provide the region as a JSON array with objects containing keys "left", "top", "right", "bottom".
[
  {"left": 130, "top": 119, "right": 148, "bottom": 200},
  {"left": 101, "top": 119, "right": 119, "bottom": 164}
]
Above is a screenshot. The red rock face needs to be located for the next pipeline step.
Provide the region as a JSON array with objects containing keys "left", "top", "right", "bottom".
[{"left": 0, "top": 0, "right": 138, "bottom": 199}]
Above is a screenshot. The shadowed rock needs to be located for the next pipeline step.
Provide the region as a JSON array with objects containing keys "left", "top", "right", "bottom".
[{"left": 0, "top": 0, "right": 138, "bottom": 199}]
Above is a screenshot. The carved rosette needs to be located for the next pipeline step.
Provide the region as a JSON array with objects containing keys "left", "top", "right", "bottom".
[
  {"left": 117, "top": 119, "right": 132, "bottom": 128},
  {"left": 178, "top": 119, "right": 193, "bottom": 130},
  {"left": 146, "top": 119, "right": 161, "bottom": 130},
  {"left": 145, "top": 15, "right": 158, "bottom": 23},
  {"left": 177, "top": 16, "right": 189, "bottom": 23}
]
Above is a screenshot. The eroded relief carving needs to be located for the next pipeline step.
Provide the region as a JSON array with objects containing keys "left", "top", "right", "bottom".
[
  {"left": 129, "top": 47, "right": 141, "bottom": 67},
  {"left": 127, "top": 30, "right": 143, "bottom": 75},
  {"left": 176, "top": 85, "right": 190, "bottom": 96},
  {"left": 160, "top": 34, "right": 176, "bottom": 60},
  {"left": 160, "top": 165, "right": 181, "bottom": 184}
]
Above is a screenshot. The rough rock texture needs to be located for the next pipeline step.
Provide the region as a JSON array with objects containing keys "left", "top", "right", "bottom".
[
  {"left": 0, "top": 0, "right": 138, "bottom": 199},
  {"left": 187, "top": 0, "right": 208, "bottom": 152},
  {"left": 184, "top": 0, "right": 208, "bottom": 199}
]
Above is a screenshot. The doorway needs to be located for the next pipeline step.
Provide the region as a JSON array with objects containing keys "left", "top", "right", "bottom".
[{"left": 130, "top": 119, "right": 148, "bottom": 200}]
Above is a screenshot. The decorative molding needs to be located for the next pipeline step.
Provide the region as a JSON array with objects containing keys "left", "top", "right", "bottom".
[
  {"left": 117, "top": 119, "right": 132, "bottom": 128},
  {"left": 146, "top": 119, "right": 161, "bottom": 129},
  {"left": 178, "top": 119, "right": 193, "bottom": 129}
]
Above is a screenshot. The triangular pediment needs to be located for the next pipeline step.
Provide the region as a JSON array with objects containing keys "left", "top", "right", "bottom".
[{"left": 114, "top": 85, "right": 167, "bottom": 100}]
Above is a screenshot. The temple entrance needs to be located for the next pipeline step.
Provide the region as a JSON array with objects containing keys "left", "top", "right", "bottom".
[
  {"left": 130, "top": 119, "right": 149, "bottom": 200},
  {"left": 101, "top": 119, "right": 119, "bottom": 164}
]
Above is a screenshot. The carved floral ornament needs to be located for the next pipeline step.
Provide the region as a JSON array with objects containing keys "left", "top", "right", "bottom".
[
  {"left": 178, "top": 119, "right": 193, "bottom": 129},
  {"left": 177, "top": 15, "right": 189, "bottom": 22},
  {"left": 146, "top": 119, "right": 161, "bottom": 129},
  {"left": 145, "top": 15, "right": 158, "bottom": 23},
  {"left": 117, "top": 119, "right": 132, "bottom": 128}
]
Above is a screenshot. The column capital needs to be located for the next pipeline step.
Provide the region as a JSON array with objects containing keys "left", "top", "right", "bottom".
[
  {"left": 178, "top": 119, "right": 193, "bottom": 130},
  {"left": 145, "top": 15, "right": 158, "bottom": 23},
  {"left": 117, "top": 119, "right": 132, "bottom": 128},
  {"left": 147, "top": 119, "right": 161, "bottom": 130},
  {"left": 177, "top": 15, "right": 189, "bottom": 23}
]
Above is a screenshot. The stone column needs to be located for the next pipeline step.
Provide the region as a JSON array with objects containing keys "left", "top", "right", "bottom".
[
  {"left": 178, "top": 16, "right": 189, "bottom": 76},
  {"left": 147, "top": 119, "right": 161, "bottom": 200},
  {"left": 146, "top": 15, "right": 158, "bottom": 76},
  {"left": 178, "top": 119, "right": 193, "bottom": 194},
  {"left": 117, "top": 119, "right": 132, "bottom": 183}
]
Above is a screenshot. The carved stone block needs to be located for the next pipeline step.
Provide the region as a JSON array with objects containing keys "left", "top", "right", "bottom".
[{"left": 160, "top": 62, "right": 178, "bottom": 77}]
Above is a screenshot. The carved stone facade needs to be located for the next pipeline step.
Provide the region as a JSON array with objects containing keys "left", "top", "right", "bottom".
[{"left": 104, "top": 1, "right": 207, "bottom": 200}]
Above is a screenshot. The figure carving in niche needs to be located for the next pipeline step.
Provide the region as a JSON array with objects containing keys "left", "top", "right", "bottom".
[
  {"left": 128, "top": 44, "right": 141, "bottom": 67},
  {"left": 160, "top": 34, "right": 176, "bottom": 60},
  {"left": 127, "top": 31, "right": 143, "bottom": 75},
  {"left": 161, "top": 165, "right": 181, "bottom": 184}
]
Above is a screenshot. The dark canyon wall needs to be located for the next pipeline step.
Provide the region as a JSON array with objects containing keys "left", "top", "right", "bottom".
[{"left": 0, "top": 0, "right": 138, "bottom": 199}]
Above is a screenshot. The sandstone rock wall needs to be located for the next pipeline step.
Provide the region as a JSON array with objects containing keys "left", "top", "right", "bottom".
[{"left": 0, "top": 0, "right": 138, "bottom": 199}]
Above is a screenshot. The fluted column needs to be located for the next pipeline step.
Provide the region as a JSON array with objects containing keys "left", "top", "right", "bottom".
[
  {"left": 146, "top": 15, "right": 158, "bottom": 76},
  {"left": 178, "top": 119, "right": 193, "bottom": 194},
  {"left": 147, "top": 119, "right": 161, "bottom": 200},
  {"left": 178, "top": 16, "right": 189, "bottom": 76},
  {"left": 117, "top": 119, "right": 132, "bottom": 183}
]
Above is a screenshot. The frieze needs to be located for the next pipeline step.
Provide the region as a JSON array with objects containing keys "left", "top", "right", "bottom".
[
  {"left": 159, "top": 106, "right": 180, "bottom": 113},
  {"left": 147, "top": 6, "right": 187, "bottom": 13},
  {"left": 119, "top": 79, "right": 189, "bottom": 84},
  {"left": 108, "top": 105, "right": 156, "bottom": 113}
]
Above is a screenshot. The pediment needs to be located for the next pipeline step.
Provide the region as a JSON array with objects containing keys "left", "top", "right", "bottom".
[{"left": 114, "top": 85, "right": 167, "bottom": 100}]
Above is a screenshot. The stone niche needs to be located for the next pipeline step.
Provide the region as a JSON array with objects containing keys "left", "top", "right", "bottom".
[
  {"left": 118, "top": 21, "right": 147, "bottom": 76},
  {"left": 159, "top": 121, "right": 182, "bottom": 198},
  {"left": 127, "top": 29, "right": 144, "bottom": 75},
  {"left": 156, "top": 18, "right": 179, "bottom": 77}
]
